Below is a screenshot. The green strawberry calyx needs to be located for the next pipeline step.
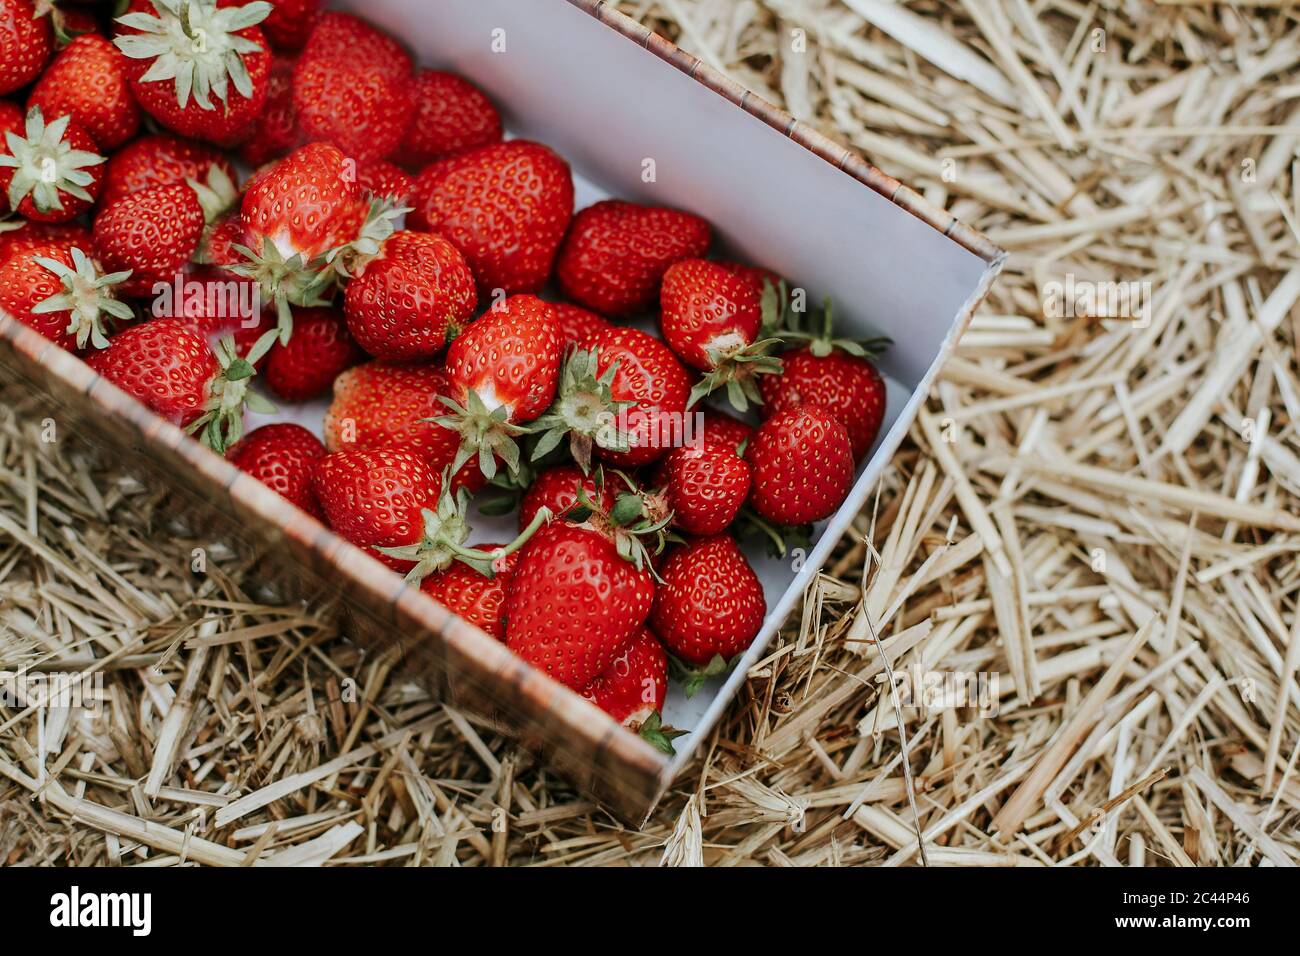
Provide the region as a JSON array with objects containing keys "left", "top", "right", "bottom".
[
  {"left": 325, "top": 198, "right": 409, "bottom": 279},
  {"left": 0, "top": 107, "right": 106, "bottom": 215},
  {"left": 686, "top": 279, "right": 785, "bottom": 412},
  {"left": 228, "top": 237, "right": 336, "bottom": 345},
  {"left": 114, "top": 0, "right": 272, "bottom": 111},
  {"left": 733, "top": 505, "right": 812, "bottom": 560},
  {"left": 185, "top": 330, "right": 276, "bottom": 454},
  {"left": 669, "top": 652, "right": 735, "bottom": 699},
  {"left": 528, "top": 346, "right": 633, "bottom": 474},
  {"left": 428, "top": 389, "right": 531, "bottom": 484},
  {"left": 187, "top": 163, "right": 239, "bottom": 224},
  {"left": 567, "top": 485, "right": 671, "bottom": 577},
  {"left": 772, "top": 292, "right": 892, "bottom": 359},
  {"left": 636, "top": 711, "right": 687, "bottom": 756},
  {"left": 29, "top": 247, "right": 134, "bottom": 350}
]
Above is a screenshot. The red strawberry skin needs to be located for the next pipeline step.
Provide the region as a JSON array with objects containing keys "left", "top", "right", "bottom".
[
  {"left": 0, "top": 114, "right": 104, "bottom": 222},
  {"left": 299, "top": 12, "right": 408, "bottom": 70},
  {"left": 398, "top": 70, "right": 501, "bottom": 168},
  {"left": 519, "top": 464, "right": 617, "bottom": 532},
  {"left": 747, "top": 404, "right": 855, "bottom": 525},
  {"left": 0, "top": 0, "right": 53, "bottom": 96},
  {"left": 100, "top": 134, "right": 235, "bottom": 211},
  {"left": 556, "top": 200, "right": 711, "bottom": 316},
  {"left": 342, "top": 230, "right": 477, "bottom": 361},
  {"left": 444, "top": 295, "right": 561, "bottom": 423},
  {"left": 410, "top": 140, "right": 574, "bottom": 295},
  {"left": 664, "top": 445, "right": 751, "bottom": 536},
  {"left": 356, "top": 158, "right": 414, "bottom": 205},
  {"left": 759, "top": 348, "right": 887, "bottom": 461},
  {"left": 241, "top": 142, "right": 366, "bottom": 260},
  {"left": 650, "top": 535, "right": 766, "bottom": 666},
  {"left": 238, "top": 55, "right": 297, "bottom": 168},
  {"left": 587, "top": 326, "right": 691, "bottom": 468},
  {"left": 86, "top": 319, "right": 218, "bottom": 427},
  {"left": 580, "top": 628, "right": 667, "bottom": 727},
  {"left": 552, "top": 302, "right": 610, "bottom": 351},
  {"left": 292, "top": 52, "right": 413, "bottom": 163},
  {"left": 0, "top": 244, "right": 90, "bottom": 350},
  {"left": 170, "top": 266, "right": 274, "bottom": 359},
  {"left": 659, "top": 258, "right": 764, "bottom": 371},
  {"left": 92, "top": 184, "right": 205, "bottom": 297},
  {"left": 263, "top": 306, "right": 364, "bottom": 401},
  {"left": 228, "top": 422, "right": 325, "bottom": 519},
  {"left": 0, "top": 221, "right": 93, "bottom": 266},
  {"left": 505, "top": 521, "right": 655, "bottom": 690},
  {"left": 261, "top": 0, "right": 320, "bottom": 52},
  {"left": 311, "top": 448, "right": 441, "bottom": 567},
  {"left": 420, "top": 545, "right": 520, "bottom": 643},
  {"left": 30, "top": 35, "right": 140, "bottom": 150}
]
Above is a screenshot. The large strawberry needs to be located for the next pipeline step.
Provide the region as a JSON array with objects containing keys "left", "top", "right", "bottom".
[
  {"left": 397, "top": 70, "right": 501, "bottom": 168},
  {"left": 436, "top": 295, "right": 562, "bottom": 480},
  {"left": 227, "top": 422, "right": 324, "bottom": 518},
  {"left": 292, "top": 38, "right": 413, "bottom": 163},
  {"left": 409, "top": 140, "right": 573, "bottom": 295},
  {"left": 580, "top": 628, "right": 681, "bottom": 753},
  {"left": 92, "top": 183, "right": 205, "bottom": 297},
  {"left": 0, "top": 243, "right": 131, "bottom": 350},
  {"left": 86, "top": 318, "right": 276, "bottom": 452},
  {"left": 0, "top": 106, "right": 105, "bottom": 223},
  {"left": 0, "top": 0, "right": 53, "bottom": 96},
  {"left": 419, "top": 544, "right": 520, "bottom": 643},
  {"left": 99, "top": 133, "right": 235, "bottom": 210},
  {"left": 555, "top": 200, "right": 711, "bottom": 316},
  {"left": 30, "top": 34, "right": 139, "bottom": 151},
  {"left": 661, "top": 444, "right": 751, "bottom": 536},
  {"left": 746, "top": 404, "right": 854, "bottom": 525},
  {"left": 113, "top": 0, "right": 272, "bottom": 147},
  {"left": 659, "top": 258, "right": 783, "bottom": 411},
  {"left": 262, "top": 305, "right": 363, "bottom": 401},
  {"left": 342, "top": 230, "right": 476, "bottom": 361}
]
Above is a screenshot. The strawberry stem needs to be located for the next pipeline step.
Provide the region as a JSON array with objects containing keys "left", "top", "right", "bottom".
[
  {"left": 428, "top": 389, "right": 530, "bottom": 482},
  {"left": 636, "top": 711, "right": 687, "bottom": 755},
  {"left": 29, "top": 246, "right": 133, "bottom": 350},
  {"left": 528, "top": 347, "right": 632, "bottom": 474}
]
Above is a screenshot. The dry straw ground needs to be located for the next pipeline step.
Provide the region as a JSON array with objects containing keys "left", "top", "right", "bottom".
[{"left": 3, "top": 0, "right": 1300, "bottom": 866}]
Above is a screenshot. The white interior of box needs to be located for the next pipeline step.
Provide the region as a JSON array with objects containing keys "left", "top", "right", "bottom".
[{"left": 271, "top": 0, "right": 999, "bottom": 771}]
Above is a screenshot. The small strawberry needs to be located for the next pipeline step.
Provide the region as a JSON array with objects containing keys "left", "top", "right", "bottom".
[
  {"left": 237, "top": 54, "right": 297, "bottom": 168},
  {"left": 649, "top": 406, "right": 753, "bottom": 487},
  {"left": 397, "top": 70, "right": 501, "bottom": 168},
  {"left": 650, "top": 535, "right": 765, "bottom": 694},
  {"left": 0, "top": 219, "right": 93, "bottom": 265},
  {"left": 659, "top": 258, "right": 783, "bottom": 411},
  {"left": 409, "top": 140, "right": 573, "bottom": 295},
  {"left": 0, "top": 106, "right": 105, "bottom": 223},
  {"left": 746, "top": 404, "right": 854, "bottom": 525},
  {"left": 113, "top": 0, "right": 272, "bottom": 147},
  {"left": 555, "top": 200, "right": 711, "bottom": 316},
  {"left": 0, "top": 243, "right": 131, "bottom": 350},
  {"left": 92, "top": 183, "right": 205, "bottom": 297},
  {"left": 292, "top": 48, "right": 413, "bottom": 163},
  {"left": 260, "top": 0, "right": 318, "bottom": 51},
  {"left": 419, "top": 543, "right": 521, "bottom": 642},
  {"left": 227, "top": 421, "right": 324, "bottom": 518},
  {"left": 661, "top": 444, "right": 751, "bottom": 536},
  {"left": 436, "top": 295, "right": 562, "bottom": 480},
  {"left": 551, "top": 302, "right": 610, "bottom": 351},
  {"left": 0, "top": 0, "right": 53, "bottom": 96},
  {"left": 341, "top": 230, "right": 476, "bottom": 361},
  {"left": 30, "top": 34, "right": 140, "bottom": 151},
  {"left": 356, "top": 158, "right": 414, "bottom": 205},
  {"left": 580, "top": 628, "right": 682, "bottom": 754},
  {"left": 263, "top": 305, "right": 363, "bottom": 401},
  {"left": 518, "top": 463, "right": 618, "bottom": 532},
  {"left": 99, "top": 133, "right": 235, "bottom": 211},
  {"left": 86, "top": 318, "right": 276, "bottom": 451}
]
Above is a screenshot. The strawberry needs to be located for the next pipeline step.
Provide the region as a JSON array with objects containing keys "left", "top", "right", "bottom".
[
  {"left": 86, "top": 318, "right": 276, "bottom": 451},
  {"left": 356, "top": 158, "right": 413, "bottom": 206},
  {"left": 0, "top": 243, "right": 131, "bottom": 350},
  {"left": 227, "top": 421, "right": 324, "bottom": 518},
  {"left": 649, "top": 406, "right": 753, "bottom": 487},
  {"left": 659, "top": 258, "right": 783, "bottom": 411},
  {"left": 518, "top": 464, "right": 618, "bottom": 532},
  {"left": 113, "top": 0, "right": 272, "bottom": 147},
  {"left": 419, "top": 544, "right": 520, "bottom": 642},
  {"left": 29, "top": 34, "right": 140, "bottom": 151},
  {"left": 0, "top": 219, "right": 93, "bottom": 264},
  {"left": 0, "top": 0, "right": 53, "bottom": 96},
  {"left": 397, "top": 70, "right": 501, "bottom": 168},
  {"left": 505, "top": 519, "right": 656, "bottom": 690},
  {"left": 260, "top": 0, "right": 318, "bottom": 52},
  {"left": 551, "top": 302, "right": 610, "bottom": 351},
  {"left": 166, "top": 266, "right": 273, "bottom": 359},
  {"left": 298, "top": 11, "right": 406, "bottom": 69},
  {"left": 92, "top": 183, "right": 205, "bottom": 297},
  {"left": 746, "top": 404, "right": 854, "bottom": 525},
  {"left": 555, "top": 200, "right": 711, "bottom": 316},
  {"left": 237, "top": 54, "right": 296, "bottom": 168},
  {"left": 532, "top": 326, "right": 691, "bottom": 471},
  {"left": 262, "top": 305, "right": 363, "bottom": 401},
  {"left": 661, "top": 444, "right": 751, "bottom": 536},
  {"left": 100, "top": 134, "right": 235, "bottom": 210},
  {"left": 292, "top": 49, "right": 413, "bottom": 164},
  {"left": 580, "top": 628, "right": 681, "bottom": 753},
  {"left": 650, "top": 535, "right": 765, "bottom": 692},
  {"left": 0, "top": 106, "right": 105, "bottom": 223},
  {"left": 409, "top": 140, "right": 574, "bottom": 295},
  {"left": 436, "top": 295, "right": 562, "bottom": 480},
  {"left": 342, "top": 230, "right": 476, "bottom": 361}
]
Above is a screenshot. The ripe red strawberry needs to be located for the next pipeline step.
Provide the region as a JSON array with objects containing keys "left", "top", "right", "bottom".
[
  {"left": 760, "top": 348, "right": 886, "bottom": 461},
  {"left": 519, "top": 464, "right": 618, "bottom": 532},
  {"left": 659, "top": 258, "right": 783, "bottom": 411},
  {"left": 263, "top": 305, "right": 363, "bottom": 401},
  {"left": 227, "top": 422, "right": 325, "bottom": 518},
  {"left": 356, "top": 159, "right": 414, "bottom": 205},
  {"left": 662, "top": 445, "right": 751, "bottom": 536},
  {"left": 0, "top": 243, "right": 131, "bottom": 350},
  {"left": 555, "top": 200, "right": 711, "bottom": 316},
  {"left": 0, "top": 0, "right": 53, "bottom": 96},
  {"left": 551, "top": 302, "right": 610, "bottom": 351},
  {"left": 342, "top": 230, "right": 476, "bottom": 361},
  {"left": 580, "top": 628, "right": 675, "bottom": 750},
  {"left": 650, "top": 535, "right": 765, "bottom": 689},
  {"left": 166, "top": 266, "right": 274, "bottom": 359},
  {"left": 237, "top": 54, "right": 297, "bottom": 168},
  {"left": 505, "top": 520, "right": 656, "bottom": 689},
  {"left": 100, "top": 134, "right": 235, "bottom": 211},
  {"left": 292, "top": 48, "right": 413, "bottom": 164},
  {"left": 747, "top": 404, "right": 854, "bottom": 525},
  {"left": 113, "top": 0, "right": 272, "bottom": 147},
  {"left": 397, "top": 70, "right": 501, "bottom": 168},
  {"left": 437, "top": 295, "right": 562, "bottom": 479},
  {"left": 0, "top": 106, "right": 105, "bottom": 222},
  {"left": 30, "top": 34, "right": 140, "bottom": 151},
  {"left": 92, "top": 184, "right": 205, "bottom": 298},
  {"left": 419, "top": 544, "right": 520, "bottom": 642},
  {"left": 87, "top": 318, "right": 275, "bottom": 451},
  {"left": 260, "top": 0, "right": 318, "bottom": 51},
  {"left": 409, "top": 140, "right": 574, "bottom": 295},
  {"left": 0, "top": 219, "right": 93, "bottom": 265},
  {"left": 298, "top": 11, "right": 407, "bottom": 69},
  {"left": 650, "top": 406, "right": 753, "bottom": 487}
]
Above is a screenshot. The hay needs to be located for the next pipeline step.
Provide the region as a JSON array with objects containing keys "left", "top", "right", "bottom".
[{"left": 3, "top": 0, "right": 1300, "bottom": 866}]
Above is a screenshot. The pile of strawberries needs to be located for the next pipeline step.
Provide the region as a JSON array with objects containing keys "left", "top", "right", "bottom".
[{"left": 0, "top": 0, "right": 889, "bottom": 751}]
